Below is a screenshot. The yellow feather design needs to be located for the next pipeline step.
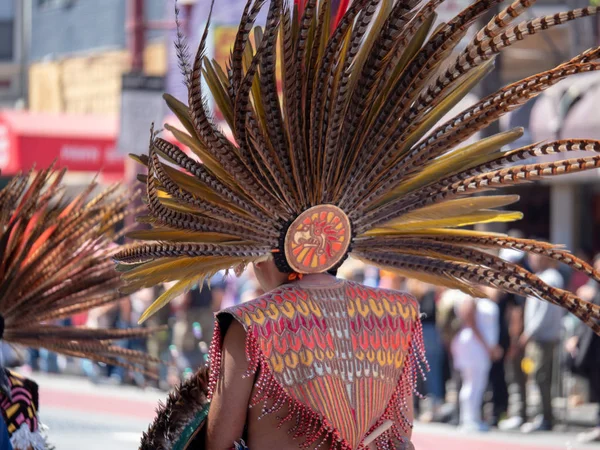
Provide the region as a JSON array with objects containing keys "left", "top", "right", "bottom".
[
  {"left": 400, "top": 60, "right": 497, "bottom": 152},
  {"left": 350, "top": 0, "right": 393, "bottom": 91},
  {"left": 365, "top": 227, "right": 508, "bottom": 238},
  {"left": 163, "top": 93, "right": 197, "bottom": 138},
  {"left": 137, "top": 256, "right": 261, "bottom": 324},
  {"left": 367, "top": 13, "right": 438, "bottom": 125},
  {"left": 126, "top": 229, "right": 242, "bottom": 243},
  {"left": 122, "top": 256, "right": 213, "bottom": 282},
  {"left": 212, "top": 58, "right": 230, "bottom": 88},
  {"left": 162, "top": 124, "right": 237, "bottom": 187},
  {"left": 158, "top": 197, "right": 208, "bottom": 214},
  {"left": 139, "top": 279, "right": 196, "bottom": 324},
  {"left": 354, "top": 254, "right": 486, "bottom": 298},
  {"left": 203, "top": 57, "right": 234, "bottom": 127},
  {"left": 128, "top": 153, "right": 147, "bottom": 166},
  {"left": 380, "top": 128, "right": 524, "bottom": 203},
  {"left": 156, "top": 160, "right": 249, "bottom": 216},
  {"left": 364, "top": 210, "right": 523, "bottom": 235},
  {"left": 383, "top": 195, "right": 520, "bottom": 225}
]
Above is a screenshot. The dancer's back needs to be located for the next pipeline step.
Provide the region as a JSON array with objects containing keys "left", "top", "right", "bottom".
[
  {"left": 122, "top": 0, "right": 600, "bottom": 448},
  {"left": 206, "top": 277, "right": 422, "bottom": 450}
]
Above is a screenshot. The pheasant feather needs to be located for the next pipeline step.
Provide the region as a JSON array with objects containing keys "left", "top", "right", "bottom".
[
  {"left": 115, "top": 0, "right": 600, "bottom": 336},
  {"left": 0, "top": 169, "right": 162, "bottom": 375}
]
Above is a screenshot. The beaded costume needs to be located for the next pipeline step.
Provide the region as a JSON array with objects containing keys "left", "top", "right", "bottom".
[
  {"left": 116, "top": 0, "right": 600, "bottom": 448},
  {"left": 0, "top": 370, "right": 48, "bottom": 450},
  {"left": 212, "top": 281, "right": 423, "bottom": 448},
  {"left": 0, "top": 169, "right": 161, "bottom": 450}
]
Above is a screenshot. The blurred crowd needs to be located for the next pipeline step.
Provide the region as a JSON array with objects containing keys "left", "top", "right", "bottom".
[
  {"left": 411, "top": 235, "right": 600, "bottom": 444},
  {"left": 6, "top": 232, "right": 599, "bottom": 443}
]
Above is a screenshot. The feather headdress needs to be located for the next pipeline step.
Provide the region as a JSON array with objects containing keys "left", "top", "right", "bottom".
[
  {"left": 116, "top": 0, "right": 600, "bottom": 334},
  {"left": 0, "top": 168, "right": 161, "bottom": 389}
]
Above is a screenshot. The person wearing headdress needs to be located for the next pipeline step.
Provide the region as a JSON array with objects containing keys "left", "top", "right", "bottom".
[
  {"left": 0, "top": 168, "right": 162, "bottom": 449},
  {"left": 116, "top": 0, "right": 600, "bottom": 448}
]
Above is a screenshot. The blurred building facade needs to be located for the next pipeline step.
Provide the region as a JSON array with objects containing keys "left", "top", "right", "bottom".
[
  {"left": 0, "top": 1, "right": 27, "bottom": 108},
  {"left": 3, "top": 0, "right": 600, "bottom": 252},
  {"left": 495, "top": 0, "right": 600, "bottom": 255},
  {"left": 28, "top": 0, "right": 167, "bottom": 115}
]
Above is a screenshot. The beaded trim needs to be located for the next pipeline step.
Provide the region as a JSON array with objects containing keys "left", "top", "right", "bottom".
[{"left": 208, "top": 318, "right": 427, "bottom": 449}]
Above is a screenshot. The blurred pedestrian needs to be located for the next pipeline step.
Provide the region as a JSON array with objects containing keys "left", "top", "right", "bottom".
[
  {"left": 26, "top": 317, "right": 71, "bottom": 374},
  {"left": 363, "top": 266, "right": 380, "bottom": 287},
  {"left": 81, "top": 300, "right": 122, "bottom": 382},
  {"left": 437, "top": 288, "right": 466, "bottom": 424},
  {"left": 138, "top": 286, "right": 171, "bottom": 388},
  {"left": 565, "top": 254, "right": 600, "bottom": 443},
  {"left": 378, "top": 270, "right": 406, "bottom": 291},
  {"left": 568, "top": 249, "right": 593, "bottom": 293},
  {"left": 407, "top": 279, "right": 444, "bottom": 422},
  {"left": 498, "top": 291, "right": 528, "bottom": 431},
  {"left": 451, "top": 288, "right": 501, "bottom": 432},
  {"left": 171, "top": 272, "right": 226, "bottom": 372},
  {"left": 497, "top": 234, "right": 529, "bottom": 430},
  {"left": 489, "top": 288, "right": 524, "bottom": 427},
  {"left": 518, "top": 253, "right": 565, "bottom": 433},
  {"left": 498, "top": 230, "right": 527, "bottom": 267}
]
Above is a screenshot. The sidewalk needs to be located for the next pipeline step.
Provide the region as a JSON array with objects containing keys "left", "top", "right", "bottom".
[
  {"left": 29, "top": 372, "right": 600, "bottom": 449},
  {"left": 437, "top": 380, "right": 600, "bottom": 429},
  {"left": 413, "top": 422, "right": 595, "bottom": 450},
  {"left": 31, "top": 372, "right": 162, "bottom": 421}
]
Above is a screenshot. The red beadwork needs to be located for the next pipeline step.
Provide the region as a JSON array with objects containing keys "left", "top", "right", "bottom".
[
  {"left": 208, "top": 322, "right": 223, "bottom": 398},
  {"left": 209, "top": 282, "right": 428, "bottom": 450}
]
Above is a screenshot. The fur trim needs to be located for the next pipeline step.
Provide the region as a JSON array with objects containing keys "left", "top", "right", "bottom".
[
  {"left": 140, "top": 366, "right": 210, "bottom": 450},
  {"left": 10, "top": 423, "right": 48, "bottom": 450}
]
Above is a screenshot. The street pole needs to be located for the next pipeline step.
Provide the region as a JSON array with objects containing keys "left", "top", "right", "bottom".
[
  {"left": 19, "top": 0, "right": 32, "bottom": 108},
  {"left": 122, "top": 1, "right": 197, "bottom": 235},
  {"left": 124, "top": 0, "right": 146, "bottom": 235},
  {"left": 127, "top": 0, "right": 145, "bottom": 73}
]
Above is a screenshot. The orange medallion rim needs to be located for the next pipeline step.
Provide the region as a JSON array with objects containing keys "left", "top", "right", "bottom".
[{"left": 284, "top": 204, "right": 352, "bottom": 274}]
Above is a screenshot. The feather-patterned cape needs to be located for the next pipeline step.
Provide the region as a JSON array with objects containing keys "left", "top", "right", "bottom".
[
  {"left": 0, "top": 167, "right": 162, "bottom": 389},
  {"left": 116, "top": 0, "right": 600, "bottom": 335}
]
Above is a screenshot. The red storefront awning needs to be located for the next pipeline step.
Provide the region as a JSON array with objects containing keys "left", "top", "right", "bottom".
[{"left": 0, "top": 110, "right": 125, "bottom": 178}]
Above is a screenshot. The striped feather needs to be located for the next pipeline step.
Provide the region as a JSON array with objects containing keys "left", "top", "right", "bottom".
[
  {"left": 117, "top": 0, "right": 600, "bottom": 336},
  {"left": 0, "top": 170, "right": 160, "bottom": 376}
]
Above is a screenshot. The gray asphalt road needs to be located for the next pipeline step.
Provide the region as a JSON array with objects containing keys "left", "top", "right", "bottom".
[
  {"left": 29, "top": 372, "right": 162, "bottom": 450},
  {"left": 24, "top": 372, "right": 599, "bottom": 450},
  {"left": 41, "top": 408, "right": 148, "bottom": 450}
]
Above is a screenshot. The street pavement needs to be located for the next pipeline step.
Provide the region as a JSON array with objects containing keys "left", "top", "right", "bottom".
[{"left": 27, "top": 372, "right": 599, "bottom": 450}]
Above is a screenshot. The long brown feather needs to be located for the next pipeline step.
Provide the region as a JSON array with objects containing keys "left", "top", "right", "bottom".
[
  {"left": 357, "top": 251, "right": 600, "bottom": 334},
  {"left": 120, "top": 0, "right": 600, "bottom": 336},
  {"left": 350, "top": 61, "right": 600, "bottom": 216},
  {"left": 0, "top": 170, "right": 159, "bottom": 375}
]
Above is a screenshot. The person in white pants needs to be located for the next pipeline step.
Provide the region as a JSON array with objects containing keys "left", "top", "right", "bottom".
[{"left": 451, "top": 288, "right": 501, "bottom": 432}]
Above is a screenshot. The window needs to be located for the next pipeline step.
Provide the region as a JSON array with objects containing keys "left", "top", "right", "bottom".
[
  {"left": 0, "top": 20, "right": 13, "bottom": 60},
  {"left": 0, "top": 1, "right": 14, "bottom": 20},
  {"left": 37, "top": 0, "right": 77, "bottom": 8},
  {"left": 0, "top": 0, "right": 13, "bottom": 60}
]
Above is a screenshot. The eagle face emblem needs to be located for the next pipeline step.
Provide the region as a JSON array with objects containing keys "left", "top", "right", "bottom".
[{"left": 284, "top": 205, "right": 351, "bottom": 274}]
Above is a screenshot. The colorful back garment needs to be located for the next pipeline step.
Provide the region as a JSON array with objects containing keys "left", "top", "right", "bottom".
[
  {"left": 0, "top": 369, "right": 47, "bottom": 450},
  {"left": 0, "top": 169, "right": 161, "bottom": 449},
  {"left": 119, "top": 0, "right": 600, "bottom": 447},
  {"left": 209, "top": 281, "right": 425, "bottom": 449}
]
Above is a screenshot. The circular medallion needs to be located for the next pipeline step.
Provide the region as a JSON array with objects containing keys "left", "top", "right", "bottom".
[{"left": 284, "top": 205, "right": 352, "bottom": 274}]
